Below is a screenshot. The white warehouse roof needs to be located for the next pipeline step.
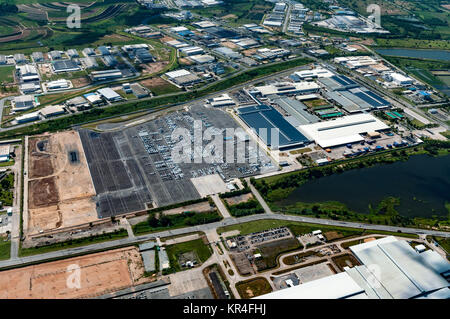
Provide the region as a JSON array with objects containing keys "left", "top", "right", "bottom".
[
  {"left": 298, "top": 113, "right": 390, "bottom": 148},
  {"left": 255, "top": 272, "right": 367, "bottom": 299},
  {"left": 165, "top": 69, "right": 191, "bottom": 78},
  {"left": 350, "top": 237, "right": 450, "bottom": 299}
]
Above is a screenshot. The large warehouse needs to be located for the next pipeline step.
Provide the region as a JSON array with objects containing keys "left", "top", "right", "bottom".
[
  {"left": 298, "top": 113, "right": 390, "bottom": 148},
  {"left": 256, "top": 236, "right": 450, "bottom": 299},
  {"left": 237, "top": 104, "right": 310, "bottom": 150}
]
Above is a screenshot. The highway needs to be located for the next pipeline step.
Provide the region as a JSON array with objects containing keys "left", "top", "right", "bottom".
[{"left": 0, "top": 211, "right": 448, "bottom": 271}]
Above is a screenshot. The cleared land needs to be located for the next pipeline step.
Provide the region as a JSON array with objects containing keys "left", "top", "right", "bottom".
[
  {"left": 27, "top": 131, "right": 98, "bottom": 235},
  {"left": 0, "top": 247, "right": 151, "bottom": 299}
]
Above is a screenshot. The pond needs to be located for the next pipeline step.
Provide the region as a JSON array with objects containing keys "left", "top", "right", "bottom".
[
  {"left": 278, "top": 154, "right": 450, "bottom": 218},
  {"left": 375, "top": 48, "right": 450, "bottom": 62}
]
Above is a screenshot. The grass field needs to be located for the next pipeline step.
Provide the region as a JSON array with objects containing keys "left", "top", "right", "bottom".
[
  {"left": 165, "top": 238, "right": 212, "bottom": 272},
  {"left": 235, "top": 277, "right": 272, "bottom": 299},
  {"left": 0, "top": 239, "right": 11, "bottom": 261},
  {"left": 0, "top": 66, "right": 15, "bottom": 84},
  {"left": 19, "top": 229, "right": 128, "bottom": 257}
]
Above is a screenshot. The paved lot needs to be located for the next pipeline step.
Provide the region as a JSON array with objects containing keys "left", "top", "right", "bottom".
[{"left": 79, "top": 103, "right": 275, "bottom": 217}]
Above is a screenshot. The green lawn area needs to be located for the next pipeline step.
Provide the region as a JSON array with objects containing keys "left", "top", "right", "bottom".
[
  {"left": 235, "top": 277, "right": 272, "bottom": 299},
  {"left": 147, "top": 81, "right": 181, "bottom": 96},
  {"left": 165, "top": 238, "right": 212, "bottom": 273},
  {"left": 375, "top": 39, "right": 450, "bottom": 50},
  {"left": 19, "top": 229, "right": 128, "bottom": 257},
  {"left": 0, "top": 66, "right": 14, "bottom": 84},
  {"left": 0, "top": 239, "right": 11, "bottom": 261},
  {"left": 217, "top": 219, "right": 419, "bottom": 239}
]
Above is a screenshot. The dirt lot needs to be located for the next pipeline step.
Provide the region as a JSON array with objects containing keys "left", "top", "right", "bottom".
[
  {"left": 224, "top": 193, "right": 253, "bottom": 206},
  {"left": 71, "top": 77, "right": 90, "bottom": 88},
  {"left": 27, "top": 131, "right": 98, "bottom": 235},
  {"left": 163, "top": 201, "right": 214, "bottom": 216},
  {"left": 0, "top": 247, "right": 152, "bottom": 299},
  {"left": 140, "top": 61, "right": 169, "bottom": 75}
]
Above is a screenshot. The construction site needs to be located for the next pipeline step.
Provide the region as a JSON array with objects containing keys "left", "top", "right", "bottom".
[
  {"left": 0, "top": 247, "right": 153, "bottom": 299},
  {"left": 25, "top": 131, "right": 98, "bottom": 238}
]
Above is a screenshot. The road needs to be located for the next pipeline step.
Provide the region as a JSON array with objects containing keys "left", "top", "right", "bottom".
[{"left": 0, "top": 210, "right": 448, "bottom": 271}]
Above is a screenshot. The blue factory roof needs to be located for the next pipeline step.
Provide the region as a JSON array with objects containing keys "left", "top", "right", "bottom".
[{"left": 237, "top": 104, "right": 309, "bottom": 149}]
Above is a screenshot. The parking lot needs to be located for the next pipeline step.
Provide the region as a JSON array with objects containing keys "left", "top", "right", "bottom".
[
  {"left": 230, "top": 227, "right": 293, "bottom": 252},
  {"left": 79, "top": 103, "right": 275, "bottom": 217},
  {"left": 324, "top": 131, "right": 410, "bottom": 161}
]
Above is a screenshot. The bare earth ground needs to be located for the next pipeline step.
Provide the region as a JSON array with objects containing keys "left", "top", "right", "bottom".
[
  {"left": 163, "top": 202, "right": 214, "bottom": 216},
  {"left": 224, "top": 193, "right": 254, "bottom": 206},
  {"left": 0, "top": 247, "right": 152, "bottom": 299},
  {"left": 140, "top": 77, "right": 173, "bottom": 91},
  {"left": 27, "top": 131, "right": 98, "bottom": 235},
  {"left": 71, "top": 77, "right": 90, "bottom": 88},
  {"left": 140, "top": 61, "right": 169, "bottom": 75}
]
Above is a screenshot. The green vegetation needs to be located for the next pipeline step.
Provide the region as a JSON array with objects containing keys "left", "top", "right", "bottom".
[
  {"left": 235, "top": 277, "right": 272, "bottom": 299},
  {"left": 192, "top": 0, "right": 273, "bottom": 25},
  {"left": 133, "top": 211, "right": 222, "bottom": 235},
  {"left": 251, "top": 141, "right": 450, "bottom": 229},
  {"left": 0, "top": 57, "right": 312, "bottom": 140},
  {"left": 0, "top": 66, "right": 14, "bottom": 84},
  {"left": 0, "top": 172, "right": 14, "bottom": 207},
  {"left": 375, "top": 39, "right": 450, "bottom": 50},
  {"left": 382, "top": 55, "right": 450, "bottom": 94},
  {"left": 0, "top": 239, "right": 11, "bottom": 261},
  {"left": 165, "top": 238, "right": 212, "bottom": 273},
  {"left": 226, "top": 199, "right": 264, "bottom": 217},
  {"left": 255, "top": 237, "right": 302, "bottom": 271},
  {"left": 19, "top": 229, "right": 128, "bottom": 257}
]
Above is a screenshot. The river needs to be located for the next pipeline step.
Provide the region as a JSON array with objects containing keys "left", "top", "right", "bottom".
[{"left": 278, "top": 154, "right": 450, "bottom": 218}]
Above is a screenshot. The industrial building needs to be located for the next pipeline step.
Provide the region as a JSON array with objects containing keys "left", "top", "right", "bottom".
[
  {"left": 66, "top": 49, "right": 79, "bottom": 59},
  {"left": 97, "top": 88, "right": 123, "bottom": 102},
  {"left": 165, "top": 69, "right": 201, "bottom": 86},
  {"left": 90, "top": 69, "right": 123, "bottom": 82},
  {"left": 82, "top": 57, "right": 98, "bottom": 69},
  {"left": 290, "top": 68, "right": 334, "bottom": 81},
  {"left": 48, "top": 50, "right": 62, "bottom": 60},
  {"left": 257, "top": 236, "right": 450, "bottom": 299},
  {"left": 14, "top": 53, "right": 27, "bottom": 64},
  {"left": 209, "top": 94, "right": 235, "bottom": 107},
  {"left": 82, "top": 48, "right": 96, "bottom": 57},
  {"left": 98, "top": 46, "right": 111, "bottom": 56},
  {"left": 273, "top": 97, "right": 319, "bottom": 125},
  {"left": 20, "top": 83, "right": 41, "bottom": 94},
  {"left": 179, "top": 46, "right": 204, "bottom": 56},
  {"left": 319, "top": 74, "right": 359, "bottom": 91},
  {"left": 130, "top": 83, "right": 149, "bottom": 98},
  {"left": 65, "top": 96, "right": 90, "bottom": 111},
  {"left": 298, "top": 113, "right": 390, "bottom": 148},
  {"left": 16, "top": 64, "right": 39, "bottom": 82},
  {"left": 213, "top": 47, "right": 243, "bottom": 59},
  {"left": 0, "top": 55, "right": 6, "bottom": 65},
  {"left": 46, "top": 79, "right": 71, "bottom": 91},
  {"left": 385, "top": 72, "right": 414, "bottom": 86},
  {"left": 12, "top": 95, "right": 35, "bottom": 111},
  {"left": 237, "top": 104, "right": 310, "bottom": 150},
  {"left": 39, "top": 104, "right": 66, "bottom": 118},
  {"left": 252, "top": 82, "right": 320, "bottom": 96},
  {"left": 84, "top": 92, "right": 104, "bottom": 106},
  {"left": 0, "top": 145, "right": 11, "bottom": 162},
  {"left": 31, "top": 52, "right": 44, "bottom": 63},
  {"left": 135, "top": 48, "right": 154, "bottom": 63},
  {"left": 51, "top": 60, "right": 81, "bottom": 73},
  {"left": 15, "top": 111, "right": 40, "bottom": 124},
  {"left": 188, "top": 54, "right": 215, "bottom": 64}
]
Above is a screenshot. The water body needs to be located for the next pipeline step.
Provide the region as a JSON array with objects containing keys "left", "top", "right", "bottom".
[
  {"left": 375, "top": 48, "right": 450, "bottom": 61},
  {"left": 279, "top": 154, "right": 450, "bottom": 218}
]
